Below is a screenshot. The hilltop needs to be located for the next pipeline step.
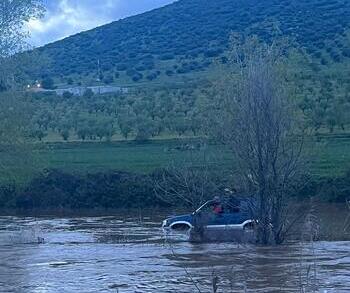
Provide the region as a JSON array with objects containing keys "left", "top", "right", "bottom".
[{"left": 32, "top": 0, "right": 350, "bottom": 87}]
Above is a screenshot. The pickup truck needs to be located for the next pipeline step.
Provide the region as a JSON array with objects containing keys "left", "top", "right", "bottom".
[{"left": 162, "top": 198, "right": 255, "bottom": 231}]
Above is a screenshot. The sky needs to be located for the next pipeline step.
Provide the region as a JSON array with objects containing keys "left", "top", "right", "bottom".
[{"left": 27, "top": 0, "right": 176, "bottom": 47}]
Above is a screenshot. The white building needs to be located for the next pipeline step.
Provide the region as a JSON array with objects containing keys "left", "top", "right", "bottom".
[{"left": 53, "top": 85, "right": 129, "bottom": 96}]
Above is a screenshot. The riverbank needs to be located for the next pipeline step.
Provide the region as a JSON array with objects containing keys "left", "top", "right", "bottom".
[{"left": 0, "top": 168, "right": 349, "bottom": 212}]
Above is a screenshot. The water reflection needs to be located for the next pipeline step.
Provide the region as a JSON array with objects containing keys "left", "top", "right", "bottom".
[{"left": 0, "top": 215, "right": 349, "bottom": 292}]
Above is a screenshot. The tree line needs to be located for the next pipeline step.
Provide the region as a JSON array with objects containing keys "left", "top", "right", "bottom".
[
  {"left": 28, "top": 59, "right": 350, "bottom": 144},
  {"left": 28, "top": 86, "right": 204, "bottom": 142}
]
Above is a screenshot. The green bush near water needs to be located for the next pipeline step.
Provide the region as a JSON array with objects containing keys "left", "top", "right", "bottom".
[
  {"left": 0, "top": 170, "right": 163, "bottom": 210},
  {"left": 0, "top": 167, "right": 349, "bottom": 211}
]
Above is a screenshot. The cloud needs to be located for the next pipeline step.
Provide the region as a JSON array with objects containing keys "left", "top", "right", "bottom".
[{"left": 27, "top": 0, "right": 175, "bottom": 47}]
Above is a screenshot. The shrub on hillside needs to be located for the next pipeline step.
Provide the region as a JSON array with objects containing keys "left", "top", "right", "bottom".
[
  {"left": 132, "top": 73, "right": 143, "bottom": 82},
  {"left": 41, "top": 77, "right": 55, "bottom": 89},
  {"left": 116, "top": 64, "right": 127, "bottom": 71}
]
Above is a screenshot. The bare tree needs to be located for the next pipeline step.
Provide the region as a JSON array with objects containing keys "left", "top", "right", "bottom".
[
  {"left": 210, "top": 36, "right": 306, "bottom": 244},
  {"left": 154, "top": 146, "right": 224, "bottom": 209},
  {"left": 344, "top": 198, "right": 350, "bottom": 234}
]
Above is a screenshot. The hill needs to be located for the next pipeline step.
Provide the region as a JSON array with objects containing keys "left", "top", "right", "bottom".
[
  {"left": 32, "top": 0, "right": 350, "bottom": 87},
  {"left": 21, "top": 0, "right": 350, "bottom": 145}
]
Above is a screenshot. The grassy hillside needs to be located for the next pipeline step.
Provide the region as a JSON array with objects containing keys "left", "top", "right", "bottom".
[{"left": 32, "top": 0, "right": 350, "bottom": 87}]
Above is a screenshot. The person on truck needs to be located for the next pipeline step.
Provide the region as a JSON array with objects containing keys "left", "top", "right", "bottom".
[
  {"left": 212, "top": 196, "right": 223, "bottom": 214},
  {"left": 224, "top": 188, "right": 241, "bottom": 213}
]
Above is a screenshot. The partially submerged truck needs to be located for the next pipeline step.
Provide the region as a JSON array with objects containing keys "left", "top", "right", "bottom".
[{"left": 162, "top": 197, "right": 257, "bottom": 242}]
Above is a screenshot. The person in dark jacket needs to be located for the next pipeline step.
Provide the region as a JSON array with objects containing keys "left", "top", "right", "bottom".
[{"left": 224, "top": 188, "right": 241, "bottom": 213}]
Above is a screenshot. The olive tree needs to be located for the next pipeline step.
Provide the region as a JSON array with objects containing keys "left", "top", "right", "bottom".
[{"left": 210, "top": 36, "right": 306, "bottom": 244}]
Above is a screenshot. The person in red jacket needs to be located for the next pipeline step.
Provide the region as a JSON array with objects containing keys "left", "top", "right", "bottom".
[{"left": 212, "top": 196, "right": 223, "bottom": 214}]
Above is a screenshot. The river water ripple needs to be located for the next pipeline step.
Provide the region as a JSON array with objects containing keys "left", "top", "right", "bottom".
[{"left": 0, "top": 216, "right": 349, "bottom": 292}]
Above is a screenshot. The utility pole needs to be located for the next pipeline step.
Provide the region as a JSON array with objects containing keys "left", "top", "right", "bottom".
[{"left": 97, "top": 59, "right": 101, "bottom": 82}]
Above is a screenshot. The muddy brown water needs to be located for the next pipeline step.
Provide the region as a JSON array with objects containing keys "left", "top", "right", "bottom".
[{"left": 0, "top": 209, "right": 349, "bottom": 293}]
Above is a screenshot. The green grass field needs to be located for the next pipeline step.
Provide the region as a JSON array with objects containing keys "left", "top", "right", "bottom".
[
  {"left": 308, "top": 134, "right": 350, "bottom": 177},
  {"left": 31, "top": 135, "right": 350, "bottom": 178},
  {"left": 35, "top": 139, "right": 230, "bottom": 173},
  {"left": 1, "top": 135, "right": 349, "bottom": 185}
]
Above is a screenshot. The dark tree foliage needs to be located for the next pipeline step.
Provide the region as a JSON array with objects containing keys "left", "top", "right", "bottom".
[
  {"left": 0, "top": 169, "right": 166, "bottom": 210},
  {"left": 41, "top": 76, "right": 55, "bottom": 89},
  {"left": 0, "top": 169, "right": 348, "bottom": 210}
]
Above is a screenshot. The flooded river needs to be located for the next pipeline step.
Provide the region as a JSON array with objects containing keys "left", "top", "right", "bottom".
[{"left": 0, "top": 214, "right": 349, "bottom": 293}]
